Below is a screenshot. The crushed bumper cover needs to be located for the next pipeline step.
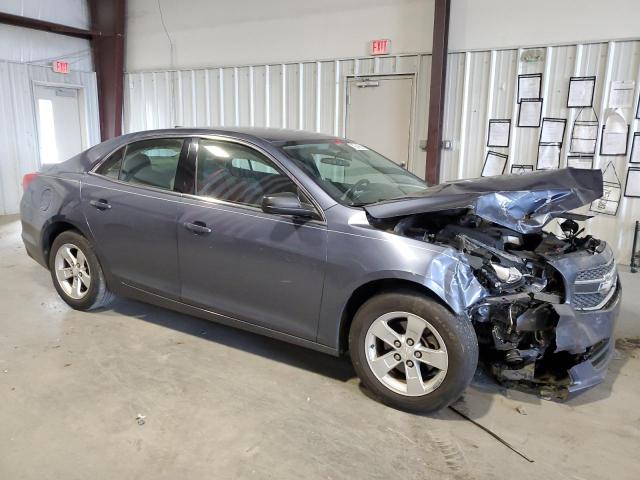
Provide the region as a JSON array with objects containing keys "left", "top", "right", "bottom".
[
  {"left": 555, "top": 284, "right": 621, "bottom": 393},
  {"left": 492, "top": 283, "right": 621, "bottom": 397}
]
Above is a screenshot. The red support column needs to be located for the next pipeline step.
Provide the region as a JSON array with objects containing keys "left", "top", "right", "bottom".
[
  {"left": 425, "top": 0, "right": 451, "bottom": 185},
  {"left": 89, "top": 0, "right": 126, "bottom": 141}
]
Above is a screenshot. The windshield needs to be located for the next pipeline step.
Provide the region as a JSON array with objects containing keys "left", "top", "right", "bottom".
[{"left": 280, "top": 140, "right": 427, "bottom": 206}]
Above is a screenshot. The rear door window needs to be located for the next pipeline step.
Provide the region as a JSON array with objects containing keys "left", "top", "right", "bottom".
[
  {"left": 119, "top": 138, "right": 185, "bottom": 191},
  {"left": 95, "top": 147, "right": 125, "bottom": 179}
]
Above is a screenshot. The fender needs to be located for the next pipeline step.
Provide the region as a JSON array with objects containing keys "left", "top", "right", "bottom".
[{"left": 316, "top": 242, "right": 487, "bottom": 350}]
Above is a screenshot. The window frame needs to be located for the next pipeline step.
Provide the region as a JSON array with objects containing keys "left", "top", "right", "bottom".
[
  {"left": 94, "top": 145, "right": 125, "bottom": 179},
  {"left": 90, "top": 134, "right": 326, "bottom": 223},
  {"left": 182, "top": 137, "right": 324, "bottom": 222},
  {"left": 117, "top": 138, "right": 186, "bottom": 191},
  {"left": 89, "top": 136, "right": 190, "bottom": 195}
]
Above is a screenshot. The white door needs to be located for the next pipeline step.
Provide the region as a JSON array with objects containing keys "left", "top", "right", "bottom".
[
  {"left": 34, "top": 85, "right": 85, "bottom": 165},
  {"left": 346, "top": 75, "right": 414, "bottom": 166}
]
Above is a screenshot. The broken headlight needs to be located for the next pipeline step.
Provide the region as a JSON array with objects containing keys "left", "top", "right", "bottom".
[{"left": 491, "top": 263, "right": 523, "bottom": 285}]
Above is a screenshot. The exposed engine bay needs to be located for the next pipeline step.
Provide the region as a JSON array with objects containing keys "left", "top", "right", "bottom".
[
  {"left": 364, "top": 169, "right": 620, "bottom": 398},
  {"left": 393, "top": 211, "right": 614, "bottom": 397}
]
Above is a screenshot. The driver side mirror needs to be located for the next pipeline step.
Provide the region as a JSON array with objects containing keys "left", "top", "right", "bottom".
[{"left": 261, "top": 192, "right": 316, "bottom": 219}]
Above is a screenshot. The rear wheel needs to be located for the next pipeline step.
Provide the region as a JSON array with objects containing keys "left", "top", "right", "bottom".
[
  {"left": 349, "top": 291, "right": 478, "bottom": 413},
  {"left": 49, "top": 230, "right": 114, "bottom": 311}
]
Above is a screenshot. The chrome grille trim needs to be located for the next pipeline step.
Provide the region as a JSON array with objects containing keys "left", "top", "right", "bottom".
[
  {"left": 574, "top": 257, "right": 615, "bottom": 283},
  {"left": 572, "top": 258, "right": 618, "bottom": 311}
]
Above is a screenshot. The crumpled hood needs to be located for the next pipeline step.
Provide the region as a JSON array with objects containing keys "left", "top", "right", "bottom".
[{"left": 364, "top": 168, "right": 603, "bottom": 233}]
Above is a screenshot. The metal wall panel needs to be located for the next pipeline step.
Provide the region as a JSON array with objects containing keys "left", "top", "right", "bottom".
[
  {"left": 124, "top": 40, "right": 640, "bottom": 262},
  {"left": 124, "top": 54, "right": 432, "bottom": 176},
  {"left": 0, "top": 61, "right": 100, "bottom": 215},
  {"left": 0, "top": 0, "right": 90, "bottom": 29}
]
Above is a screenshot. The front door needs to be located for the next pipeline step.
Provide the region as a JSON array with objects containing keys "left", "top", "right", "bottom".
[
  {"left": 82, "top": 137, "right": 188, "bottom": 298},
  {"left": 177, "top": 138, "right": 327, "bottom": 341},
  {"left": 346, "top": 75, "right": 414, "bottom": 166}
]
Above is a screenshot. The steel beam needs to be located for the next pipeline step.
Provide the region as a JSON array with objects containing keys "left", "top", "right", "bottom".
[
  {"left": 425, "top": 0, "right": 451, "bottom": 184},
  {"left": 89, "top": 0, "right": 126, "bottom": 140},
  {"left": 0, "top": 11, "right": 94, "bottom": 39}
]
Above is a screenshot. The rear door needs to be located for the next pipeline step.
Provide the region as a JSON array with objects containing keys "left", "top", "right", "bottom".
[
  {"left": 82, "top": 137, "right": 190, "bottom": 298},
  {"left": 176, "top": 137, "right": 327, "bottom": 340}
]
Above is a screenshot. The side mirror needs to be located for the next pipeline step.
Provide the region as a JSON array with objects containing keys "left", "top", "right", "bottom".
[{"left": 261, "top": 192, "right": 316, "bottom": 219}]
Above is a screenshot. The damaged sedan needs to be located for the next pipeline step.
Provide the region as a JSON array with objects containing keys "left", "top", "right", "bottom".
[{"left": 20, "top": 128, "right": 620, "bottom": 413}]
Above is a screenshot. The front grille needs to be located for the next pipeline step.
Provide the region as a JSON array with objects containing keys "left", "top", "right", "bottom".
[
  {"left": 575, "top": 260, "right": 615, "bottom": 281},
  {"left": 572, "top": 258, "right": 617, "bottom": 311},
  {"left": 573, "top": 292, "right": 610, "bottom": 310}
]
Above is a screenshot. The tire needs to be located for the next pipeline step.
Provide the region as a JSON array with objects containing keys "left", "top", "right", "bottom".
[
  {"left": 349, "top": 290, "right": 478, "bottom": 414},
  {"left": 49, "top": 230, "right": 114, "bottom": 311}
]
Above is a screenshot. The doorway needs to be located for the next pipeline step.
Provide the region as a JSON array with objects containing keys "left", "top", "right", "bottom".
[
  {"left": 346, "top": 75, "right": 414, "bottom": 166},
  {"left": 33, "top": 84, "right": 86, "bottom": 166}
]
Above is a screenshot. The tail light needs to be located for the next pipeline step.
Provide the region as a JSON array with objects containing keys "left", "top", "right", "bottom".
[{"left": 22, "top": 172, "right": 38, "bottom": 190}]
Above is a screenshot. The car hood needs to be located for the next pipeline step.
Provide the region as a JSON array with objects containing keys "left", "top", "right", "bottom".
[{"left": 364, "top": 168, "right": 603, "bottom": 234}]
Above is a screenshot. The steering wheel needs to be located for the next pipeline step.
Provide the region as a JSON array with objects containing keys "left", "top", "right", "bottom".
[{"left": 340, "top": 178, "right": 371, "bottom": 203}]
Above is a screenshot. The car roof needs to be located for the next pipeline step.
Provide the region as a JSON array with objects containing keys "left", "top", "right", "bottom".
[
  {"left": 126, "top": 127, "right": 340, "bottom": 145},
  {"left": 63, "top": 127, "right": 343, "bottom": 174}
]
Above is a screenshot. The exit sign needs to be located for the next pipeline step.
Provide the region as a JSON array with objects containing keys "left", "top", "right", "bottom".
[
  {"left": 52, "top": 60, "right": 70, "bottom": 74},
  {"left": 370, "top": 39, "right": 391, "bottom": 55}
]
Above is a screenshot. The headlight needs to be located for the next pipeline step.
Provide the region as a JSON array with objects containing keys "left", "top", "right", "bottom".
[{"left": 491, "top": 263, "right": 523, "bottom": 284}]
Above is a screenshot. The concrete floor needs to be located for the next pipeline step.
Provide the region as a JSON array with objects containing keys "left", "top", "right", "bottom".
[{"left": 1, "top": 214, "right": 639, "bottom": 480}]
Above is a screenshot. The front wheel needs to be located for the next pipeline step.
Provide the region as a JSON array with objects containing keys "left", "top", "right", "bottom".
[{"left": 349, "top": 291, "right": 478, "bottom": 413}]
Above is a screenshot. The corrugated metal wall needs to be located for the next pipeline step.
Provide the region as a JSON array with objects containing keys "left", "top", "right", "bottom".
[
  {"left": 124, "top": 39, "right": 640, "bottom": 262},
  {"left": 442, "top": 40, "right": 640, "bottom": 263},
  {"left": 124, "top": 54, "right": 432, "bottom": 177},
  {"left": 0, "top": 61, "right": 100, "bottom": 215},
  {"left": 0, "top": 1, "right": 99, "bottom": 216}
]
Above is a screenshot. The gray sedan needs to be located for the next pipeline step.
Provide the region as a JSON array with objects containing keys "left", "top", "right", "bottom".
[{"left": 20, "top": 127, "right": 620, "bottom": 413}]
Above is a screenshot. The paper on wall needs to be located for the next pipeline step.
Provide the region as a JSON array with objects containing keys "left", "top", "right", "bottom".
[
  {"left": 570, "top": 139, "right": 597, "bottom": 154},
  {"left": 573, "top": 123, "right": 598, "bottom": 139},
  {"left": 609, "top": 80, "right": 635, "bottom": 108},
  {"left": 537, "top": 145, "right": 560, "bottom": 170},
  {"left": 590, "top": 183, "right": 621, "bottom": 215},
  {"left": 570, "top": 122, "right": 598, "bottom": 154},
  {"left": 510, "top": 164, "right": 534, "bottom": 175},
  {"left": 540, "top": 119, "right": 566, "bottom": 144},
  {"left": 487, "top": 120, "right": 510, "bottom": 147},
  {"left": 482, "top": 152, "right": 508, "bottom": 177},
  {"left": 518, "top": 75, "right": 541, "bottom": 102},
  {"left": 567, "top": 156, "right": 593, "bottom": 169},
  {"left": 568, "top": 77, "right": 595, "bottom": 107},
  {"left": 518, "top": 99, "right": 542, "bottom": 127},
  {"left": 601, "top": 131, "right": 627, "bottom": 155},
  {"left": 625, "top": 169, "right": 640, "bottom": 197},
  {"left": 630, "top": 134, "right": 640, "bottom": 163}
]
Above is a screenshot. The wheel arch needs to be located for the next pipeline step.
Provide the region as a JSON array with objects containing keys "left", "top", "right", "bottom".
[
  {"left": 337, "top": 278, "right": 458, "bottom": 355},
  {"left": 41, "top": 218, "right": 91, "bottom": 267}
]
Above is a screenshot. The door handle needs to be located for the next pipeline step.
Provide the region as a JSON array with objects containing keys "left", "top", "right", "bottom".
[
  {"left": 184, "top": 221, "right": 212, "bottom": 235},
  {"left": 89, "top": 199, "right": 111, "bottom": 210}
]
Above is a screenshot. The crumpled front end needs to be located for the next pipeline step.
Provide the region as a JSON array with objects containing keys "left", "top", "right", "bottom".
[
  {"left": 365, "top": 168, "right": 603, "bottom": 234},
  {"left": 480, "top": 243, "right": 621, "bottom": 397},
  {"left": 366, "top": 183, "right": 620, "bottom": 398}
]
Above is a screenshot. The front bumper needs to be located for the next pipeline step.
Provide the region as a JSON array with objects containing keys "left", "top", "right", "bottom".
[
  {"left": 490, "top": 281, "right": 621, "bottom": 398},
  {"left": 553, "top": 282, "right": 621, "bottom": 393}
]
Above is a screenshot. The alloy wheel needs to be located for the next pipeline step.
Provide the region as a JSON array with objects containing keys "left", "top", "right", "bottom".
[
  {"left": 364, "top": 311, "right": 448, "bottom": 396},
  {"left": 54, "top": 243, "right": 92, "bottom": 300}
]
